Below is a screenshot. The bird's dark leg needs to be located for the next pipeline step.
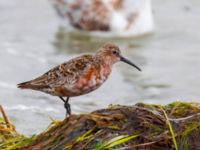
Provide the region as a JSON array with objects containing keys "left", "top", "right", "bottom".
[
  {"left": 64, "top": 97, "right": 71, "bottom": 116},
  {"left": 59, "top": 96, "right": 65, "bottom": 103},
  {"left": 59, "top": 97, "right": 71, "bottom": 116}
]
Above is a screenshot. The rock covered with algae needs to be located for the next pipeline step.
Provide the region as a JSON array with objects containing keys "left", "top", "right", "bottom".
[{"left": 0, "top": 101, "right": 200, "bottom": 150}]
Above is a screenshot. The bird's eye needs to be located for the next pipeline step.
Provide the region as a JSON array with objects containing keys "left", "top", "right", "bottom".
[{"left": 112, "top": 50, "right": 118, "bottom": 55}]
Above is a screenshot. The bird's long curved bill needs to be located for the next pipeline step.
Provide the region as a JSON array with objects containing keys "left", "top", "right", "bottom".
[{"left": 120, "top": 56, "right": 141, "bottom": 71}]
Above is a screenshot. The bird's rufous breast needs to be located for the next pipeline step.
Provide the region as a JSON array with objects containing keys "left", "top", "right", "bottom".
[{"left": 73, "top": 63, "right": 112, "bottom": 96}]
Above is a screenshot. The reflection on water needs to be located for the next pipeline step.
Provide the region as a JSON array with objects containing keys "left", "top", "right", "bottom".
[
  {"left": 53, "top": 27, "right": 152, "bottom": 54},
  {"left": 0, "top": 0, "right": 200, "bottom": 135}
]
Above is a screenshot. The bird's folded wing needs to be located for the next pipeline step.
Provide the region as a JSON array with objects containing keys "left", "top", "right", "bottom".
[
  {"left": 34, "top": 55, "right": 94, "bottom": 87},
  {"left": 18, "top": 55, "right": 95, "bottom": 90}
]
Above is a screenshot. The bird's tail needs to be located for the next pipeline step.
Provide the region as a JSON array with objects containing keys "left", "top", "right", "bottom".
[
  {"left": 17, "top": 81, "right": 32, "bottom": 89},
  {"left": 18, "top": 75, "right": 49, "bottom": 90}
]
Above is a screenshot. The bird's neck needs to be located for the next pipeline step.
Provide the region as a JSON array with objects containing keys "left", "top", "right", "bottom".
[
  {"left": 93, "top": 54, "right": 113, "bottom": 82},
  {"left": 95, "top": 54, "right": 113, "bottom": 69}
]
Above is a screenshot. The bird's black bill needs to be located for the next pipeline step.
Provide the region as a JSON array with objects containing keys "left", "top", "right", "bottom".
[{"left": 120, "top": 56, "right": 141, "bottom": 71}]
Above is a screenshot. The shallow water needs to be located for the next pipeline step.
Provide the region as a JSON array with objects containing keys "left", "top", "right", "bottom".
[{"left": 0, "top": 0, "right": 200, "bottom": 135}]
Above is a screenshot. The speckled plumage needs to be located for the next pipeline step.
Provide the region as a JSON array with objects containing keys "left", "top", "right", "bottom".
[
  {"left": 18, "top": 43, "right": 141, "bottom": 116},
  {"left": 18, "top": 52, "right": 109, "bottom": 97}
]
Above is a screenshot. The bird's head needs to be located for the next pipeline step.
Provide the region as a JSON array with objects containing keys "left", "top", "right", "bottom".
[{"left": 96, "top": 43, "right": 141, "bottom": 71}]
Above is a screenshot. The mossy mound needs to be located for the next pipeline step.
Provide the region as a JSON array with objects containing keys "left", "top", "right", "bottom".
[{"left": 1, "top": 101, "right": 200, "bottom": 150}]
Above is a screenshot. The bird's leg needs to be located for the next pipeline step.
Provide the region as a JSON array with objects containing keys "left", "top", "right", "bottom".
[
  {"left": 64, "top": 97, "right": 71, "bottom": 116},
  {"left": 59, "top": 97, "right": 71, "bottom": 116},
  {"left": 59, "top": 96, "right": 65, "bottom": 103}
]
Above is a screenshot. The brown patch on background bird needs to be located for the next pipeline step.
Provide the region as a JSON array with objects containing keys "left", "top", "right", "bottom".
[
  {"left": 73, "top": 0, "right": 110, "bottom": 31},
  {"left": 68, "top": 0, "right": 81, "bottom": 10},
  {"left": 18, "top": 43, "right": 141, "bottom": 116},
  {"left": 110, "top": 0, "right": 123, "bottom": 10}
]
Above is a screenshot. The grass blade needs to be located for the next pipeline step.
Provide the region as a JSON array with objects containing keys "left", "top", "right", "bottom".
[
  {"left": 106, "top": 134, "right": 139, "bottom": 149},
  {"left": 160, "top": 106, "right": 178, "bottom": 150},
  {"left": 94, "top": 134, "right": 139, "bottom": 150}
]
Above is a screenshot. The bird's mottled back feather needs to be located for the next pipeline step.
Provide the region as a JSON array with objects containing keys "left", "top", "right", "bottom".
[{"left": 18, "top": 55, "right": 95, "bottom": 92}]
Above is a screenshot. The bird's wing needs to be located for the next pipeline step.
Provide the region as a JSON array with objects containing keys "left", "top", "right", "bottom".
[
  {"left": 46, "top": 55, "right": 95, "bottom": 86},
  {"left": 18, "top": 55, "right": 94, "bottom": 89}
]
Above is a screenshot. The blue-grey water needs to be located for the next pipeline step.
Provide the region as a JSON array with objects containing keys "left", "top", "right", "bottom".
[{"left": 0, "top": 0, "right": 200, "bottom": 135}]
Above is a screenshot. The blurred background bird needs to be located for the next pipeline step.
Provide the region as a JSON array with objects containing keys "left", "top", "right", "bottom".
[{"left": 51, "top": 0, "right": 154, "bottom": 37}]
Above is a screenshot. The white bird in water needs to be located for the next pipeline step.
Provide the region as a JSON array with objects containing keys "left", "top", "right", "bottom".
[{"left": 51, "top": 0, "right": 154, "bottom": 37}]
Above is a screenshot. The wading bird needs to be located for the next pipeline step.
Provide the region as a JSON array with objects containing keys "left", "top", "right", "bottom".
[{"left": 18, "top": 43, "right": 141, "bottom": 116}]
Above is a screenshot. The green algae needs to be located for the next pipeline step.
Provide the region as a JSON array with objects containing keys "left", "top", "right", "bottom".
[
  {"left": 165, "top": 101, "right": 200, "bottom": 117},
  {"left": 1, "top": 135, "right": 36, "bottom": 150},
  {"left": 177, "top": 120, "right": 200, "bottom": 150},
  {"left": 182, "top": 121, "right": 200, "bottom": 137}
]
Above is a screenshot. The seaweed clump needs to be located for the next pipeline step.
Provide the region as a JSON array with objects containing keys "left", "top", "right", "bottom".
[{"left": 1, "top": 101, "right": 200, "bottom": 150}]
